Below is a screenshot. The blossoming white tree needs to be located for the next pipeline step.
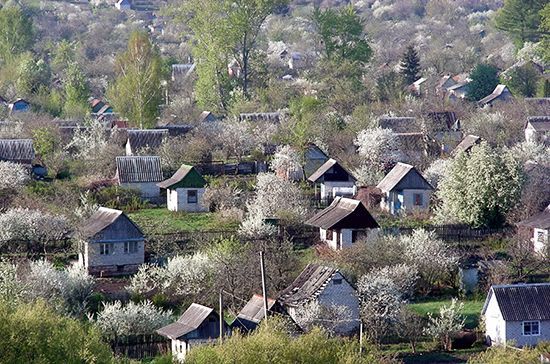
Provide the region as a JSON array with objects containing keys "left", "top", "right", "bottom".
[
  {"left": 269, "top": 145, "right": 303, "bottom": 181},
  {"left": 0, "top": 161, "right": 29, "bottom": 191},
  {"left": 354, "top": 127, "right": 401, "bottom": 185},
  {"left": 293, "top": 301, "right": 352, "bottom": 335},
  {"left": 423, "top": 158, "right": 450, "bottom": 190},
  {"left": 64, "top": 120, "right": 108, "bottom": 160},
  {"left": 423, "top": 298, "right": 465, "bottom": 351}
]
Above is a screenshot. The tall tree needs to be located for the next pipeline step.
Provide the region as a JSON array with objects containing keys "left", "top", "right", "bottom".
[
  {"left": 63, "top": 63, "right": 89, "bottom": 118},
  {"left": 400, "top": 45, "right": 421, "bottom": 85},
  {"left": 467, "top": 63, "right": 499, "bottom": 101},
  {"left": 495, "top": 0, "right": 546, "bottom": 46},
  {"left": 108, "top": 31, "right": 162, "bottom": 129},
  {"left": 502, "top": 62, "right": 541, "bottom": 97},
  {"left": 539, "top": 3, "right": 550, "bottom": 65},
  {"left": 0, "top": 5, "right": 33, "bottom": 63}
]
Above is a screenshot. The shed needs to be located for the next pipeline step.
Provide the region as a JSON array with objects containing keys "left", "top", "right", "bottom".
[
  {"left": 524, "top": 116, "right": 550, "bottom": 145},
  {"left": 198, "top": 111, "right": 217, "bottom": 123},
  {"left": 79, "top": 207, "right": 145, "bottom": 276},
  {"left": 478, "top": 85, "right": 514, "bottom": 107},
  {"left": 517, "top": 204, "right": 550, "bottom": 254},
  {"left": 378, "top": 116, "right": 419, "bottom": 133},
  {"left": 0, "top": 139, "right": 35, "bottom": 165},
  {"left": 157, "top": 303, "right": 227, "bottom": 362},
  {"left": 171, "top": 64, "right": 195, "bottom": 82},
  {"left": 308, "top": 158, "right": 356, "bottom": 203},
  {"left": 306, "top": 197, "right": 379, "bottom": 250},
  {"left": 8, "top": 99, "right": 30, "bottom": 113},
  {"left": 451, "top": 135, "right": 482, "bottom": 156},
  {"left": 126, "top": 129, "right": 168, "bottom": 155},
  {"left": 231, "top": 294, "right": 290, "bottom": 332},
  {"left": 115, "top": 0, "right": 131, "bottom": 10},
  {"left": 377, "top": 162, "right": 433, "bottom": 215},
  {"left": 278, "top": 264, "right": 360, "bottom": 336},
  {"left": 482, "top": 283, "right": 550, "bottom": 347},
  {"left": 115, "top": 156, "right": 163, "bottom": 199},
  {"left": 157, "top": 164, "right": 208, "bottom": 212}
]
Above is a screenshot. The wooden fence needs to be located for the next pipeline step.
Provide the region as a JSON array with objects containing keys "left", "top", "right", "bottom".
[
  {"left": 381, "top": 225, "right": 514, "bottom": 242},
  {"left": 110, "top": 334, "right": 169, "bottom": 360},
  {"left": 191, "top": 161, "right": 268, "bottom": 176}
]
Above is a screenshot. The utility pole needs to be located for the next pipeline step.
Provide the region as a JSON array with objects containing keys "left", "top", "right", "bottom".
[
  {"left": 259, "top": 251, "right": 269, "bottom": 325},
  {"left": 359, "top": 320, "right": 363, "bottom": 354},
  {"left": 219, "top": 290, "right": 223, "bottom": 343}
]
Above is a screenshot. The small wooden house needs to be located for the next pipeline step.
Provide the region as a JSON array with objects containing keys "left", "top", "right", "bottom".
[
  {"left": 8, "top": 99, "right": 30, "bottom": 113},
  {"left": 157, "top": 303, "right": 228, "bottom": 362},
  {"left": 451, "top": 134, "right": 482, "bottom": 156},
  {"left": 115, "top": 156, "right": 163, "bottom": 199},
  {"left": 378, "top": 116, "right": 419, "bottom": 133},
  {"left": 306, "top": 197, "right": 379, "bottom": 250},
  {"left": 157, "top": 164, "right": 208, "bottom": 212},
  {"left": 79, "top": 207, "right": 145, "bottom": 276},
  {"left": 231, "top": 294, "right": 288, "bottom": 332},
  {"left": 303, "top": 143, "right": 330, "bottom": 179},
  {"left": 517, "top": 204, "right": 550, "bottom": 254},
  {"left": 278, "top": 264, "right": 360, "bottom": 336},
  {"left": 0, "top": 139, "right": 35, "bottom": 166},
  {"left": 125, "top": 129, "right": 168, "bottom": 156},
  {"left": 447, "top": 81, "right": 470, "bottom": 100},
  {"left": 524, "top": 116, "right": 550, "bottom": 145},
  {"left": 308, "top": 158, "right": 356, "bottom": 203},
  {"left": 377, "top": 163, "right": 433, "bottom": 215},
  {"left": 482, "top": 283, "right": 550, "bottom": 347},
  {"left": 478, "top": 85, "right": 514, "bottom": 107}
]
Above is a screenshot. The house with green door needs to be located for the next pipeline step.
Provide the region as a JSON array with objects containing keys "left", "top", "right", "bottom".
[{"left": 157, "top": 164, "right": 208, "bottom": 212}]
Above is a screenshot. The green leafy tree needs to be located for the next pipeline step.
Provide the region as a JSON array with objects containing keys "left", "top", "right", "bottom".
[
  {"left": 538, "top": 78, "right": 550, "bottom": 97},
  {"left": 495, "top": 0, "right": 546, "bottom": 46},
  {"left": 400, "top": 45, "right": 421, "bottom": 85},
  {"left": 108, "top": 31, "right": 162, "bottom": 129},
  {"left": 0, "top": 5, "right": 33, "bottom": 62},
  {"left": 313, "top": 5, "right": 372, "bottom": 66},
  {"left": 376, "top": 70, "right": 406, "bottom": 102},
  {"left": 436, "top": 142, "right": 524, "bottom": 228},
  {"left": 502, "top": 62, "right": 541, "bottom": 97},
  {"left": 539, "top": 3, "right": 550, "bottom": 65},
  {"left": 467, "top": 63, "right": 499, "bottom": 101},
  {"left": 17, "top": 55, "right": 51, "bottom": 96},
  {"left": 63, "top": 63, "right": 90, "bottom": 118}
]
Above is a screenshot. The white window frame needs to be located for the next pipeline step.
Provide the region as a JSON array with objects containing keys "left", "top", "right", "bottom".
[
  {"left": 522, "top": 321, "right": 540, "bottom": 336},
  {"left": 124, "top": 241, "right": 138, "bottom": 254},
  {"left": 99, "top": 243, "right": 113, "bottom": 255}
]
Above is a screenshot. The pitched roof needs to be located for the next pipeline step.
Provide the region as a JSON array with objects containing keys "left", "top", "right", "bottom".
[
  {"left": 0, "top": 139, "right": 35, "bottom": 162},
  {"left": 305, "top": 197, "right": 379, "bottom": 230},
  {"left": 279, "top": 264, "right": 345, "bottom": 307},
  {"left": 377, "top": 162, "right": 432, "bottom": 193},
  {"left": 482, "top": 283, "right": 550, "bottom": 321},
  {"left": 308, "top": 158, "right": 355, "bottom": 183},
  {"left": 378, "top": 116, "right": 419, "bottom": 133},
  {"left": 81, "top": 207, "right": 143, "bottom": 238},
  {"left": 478, "top": 84, "right": 513, "bottom": 105},
  {"left": 157, "top": 164, "right": 206, "bottom": 189},
  {"left": 127, "top": 129, "right": 168, "bottom": 151},
  {"left": 157, "top": 303, "right": 215, "bottom": 340},
  {"left": 452, "top": 134, "right": 481, "bottom": 155},
  {"left": 236, "top": 294, "right": 277, "bottom": 324},
  {"left": 526, "top": 116, "right": 550, "bottom": 131},
  {"left": 116, "top": 156, "right": 163, "bottom": 183},
  {"left": 517, "top": 204, "right": 550, "bottom": 229},
  {"left": 239, "top": 112, "right": 281, "bottom": 123}
]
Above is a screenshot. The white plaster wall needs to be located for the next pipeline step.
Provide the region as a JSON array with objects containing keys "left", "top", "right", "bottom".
[
  {"left": 317, "top": 272, "right": 360, "bottom": 335},
  {"left": 534, "top": 228, "right": 549, "bottom": 254},
  {"left": 120, "top": 182, "right": 160, "bottom": 199},
  {"left": 171, "top": 339, "right": 187, "bottom": 362},
  {"left": 506, "top": 320, "right": 550, "bottom": 347},
  {"left": 320, "top": 181, "right": 356, "bottom": 200},
  {"left": 484, "top": 294, "right": 507, "bottom": 346},
  {"left": 85, "top": 240, "right": 144, "bottom": 268},
  {"left": 167, "top": 187, "right": 208, "bottom": 212}
]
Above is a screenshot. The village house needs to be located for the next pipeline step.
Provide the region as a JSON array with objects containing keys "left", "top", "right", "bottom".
[
  {"left": 410, "top": 77, "right": 427, "bottom": 96},
  {"left": 517, "top": 204, "right": 550, "bottom": 255},
  {"left": 306, "top": 197, "right": 379, "bottom": 250},
  {"left": 78, "top": 207, "right": 145, "bottom": 276},
  {"left": 171, "top": 63, "right": 195, "bottom": 82},
  {"left": 278, "top": 264, "right": 360, "bottom": 336},
  {"left": 157, "top": 303, "right": 227, "bottom": 362},
  {"left": 125, "top": 129, "right": 168, "bottom": 156},
  {"left": 377, "top": 162, "right": 433, "bottom": 215},
  {"left": 90, "top": 98, "right": 114, "bottom": 122},
  {"left": 308, "top": 158, "right": 357, "bottom": 203},
  {"left": 198, "top": 111, "right": 217, "bottom": 123},
  {"left": 115, "top": 0, "right": 131, "bottom": 10},
  {"left": 524, "top": 116, "right": 550, "bottom": 145},
  {"left": 231, "top": 294, "right": 290, "bottom": 332},
  {"left": 478, "top": 85, "right": 514, "bottom": 107},
  {"left": 436, "top": 74, "right": 457, "bottom": 95},
  {"left": 482, "top": 283, "right": 550, "bottom": 347},
  {"left": 157, "top": 164, "right": 208, "bottom": 212},
  {"left": 451, "top": 134, "right": 482, "bottom": 156},
  {"left": 446, "top": 81, "right": 470, "bottom": 100},
  {"left": 274, "top": 143, "right": 329, "bottom": 181},
  {"left": 0, "top": 139, "right": 35, "bottom": 166},
  {"left": 115, "top": 156, "right": 163, "bottom": 200},
  {"left": 426, "top": 111, "right": 462, "bottom": 153},
  {"left": 8, "top": 98, "right": 30, "bottom": 113}
]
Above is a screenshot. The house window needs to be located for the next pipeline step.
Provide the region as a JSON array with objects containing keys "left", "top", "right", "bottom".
[
  {"left": 537, "top": 231, "right": 546, "bottom": 244},
  {"left": 522, "top": 321, "right": 540, "bottom": 336},
  {"left": 124, "top": 241, "right": 138, "bottom": 254},
  {"left": 333, "top": 278, "right": 343, "bottom": 285},
  {"left": 413, "top": 193, "right": 423, "bottom": 206},
  {"left": 187, "top": 190, "right": 198, "bottom": 204},
  {"left": 99, "top": 243, "right": 113, "bottom": 255}
]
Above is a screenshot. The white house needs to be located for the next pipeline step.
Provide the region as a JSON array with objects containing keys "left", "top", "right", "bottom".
[
  {"left": 157, "top": 164, "right": 208, "bottom": 212},
  {"left": 157, "top": 303, "right": 228, "bottom": 362},
  {"left": 524, "top": 116, "right": 550, "bottom": 145},
  {"left": 79, "top": 207, "right": 145, "bottom": 276},
  {"left": 518, "top": 204, "right": 550, "bottom": 255},
  {"left": 115, "top": 156, "right": 163, "bottom": 200},
  {"left": 377, "top": 163, "right": 433, "bottom": 215},
  {"left": 115, "top": 0, "right": 131, "bottom": 10},
  {"left": 308, "top": 158, "right": 356, "bottom": 203},
  {"left": 482, "top": 283, "right": 550, "bottom": 347},
  {"left": 278, "top": 264, "right": 360, "bottom": 336},
  {"left": 306, "top": 197, "right": 379, "bottom": 250}
]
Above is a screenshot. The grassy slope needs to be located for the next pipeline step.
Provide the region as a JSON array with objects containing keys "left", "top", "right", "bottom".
[{"left": 409, "top": 298, "right": 485, "bottom": 329}]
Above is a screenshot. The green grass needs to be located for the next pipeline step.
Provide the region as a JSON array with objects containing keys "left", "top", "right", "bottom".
[
  {"left": 128, "top": 208, "right": 240, "bottom": 234},
  {"left": 409, "top": 298, "right": 485, "bottom": 329}
]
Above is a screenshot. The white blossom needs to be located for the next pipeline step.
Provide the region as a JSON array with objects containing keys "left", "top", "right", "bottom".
[
  {"left": 361, "top": 264, "right": 419, "bottom": 300},
  {"left": 0, "top": 208, "right": 71, "bottom": 246},
  {"left": 423, "top": 158, "right": 450, "bottom": 190},
  {"left": 269, "top": 145, "right": 303, "bottom": 181},
  {"left": 293, "top": 301, "right": 352, "bottom": 335},
  {"left": 0, "top": 161, "right": 29, "bottom": 191},
  {"left": 65, "top": 120, "right": 108, "bottom": 160},
  {"left": 423, "top": 298, "right": 465, "bottom": 350},
  {"left": 505, "top": 141, "right": 550, "bottom": 165},
  {"left": 355, "top": 127, "right": 402, "bottom": 175}
]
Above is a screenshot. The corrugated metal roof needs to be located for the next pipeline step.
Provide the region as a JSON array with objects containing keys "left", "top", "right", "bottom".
[
  {"left": 0, "top": 139, "right": 34, "bottom": 162},
  {"left": 526, "top": 116, "right": 550, "bottom": 132},
  {"left": 278, "top": 264, "right": 339, "bottom": 307},
  {"left": 517, "top": 205, "right": 550, "bottom": 229},
  {"left": 305, "top": 197, "right": 379, "bottom": 230},
  {"left": 482, "top": 283, "right": 550, "bottom": 321},
  {"left": 376, "top": 163, "right": 412, "bottom": 192},
  {"left": 379, "top": 116, "right": 419, "bottom": 133},
  {"left": 236, "top": 294, "right": 277, "bottom": 324},
  {"left": 478, "top": 85, "right": 512, "bottom": 105},
  {"left": 157, "top": 164, "right": 206, "bottom": 189},
  {"left": 116, "top": 156, "right": 163, "bottom": 183},
  {"left": 452, "top": 134, "right": 481, "bottom": 156},
  {"left": 81, "top": 207, "right": 123, "bottom": 238},
  {"left": 157, "top": 303, "right": 214, "bottom": 340},
  {"left": 127, "top": 129, "right": 168, "bottom": 152}
]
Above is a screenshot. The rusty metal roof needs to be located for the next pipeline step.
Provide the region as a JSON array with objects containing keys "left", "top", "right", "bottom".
[
  {"left": 452, "top": 134, "right": 481, "bottom": 156},
  {"left": 157, "top": 303, "right": 214, "bottom": 340},
  {"left": 127, "top": 129, "right": 168, "bottom": 152},
  {"left": 482, "top": 283, "right": 550, "bottom": 321},
  {"left": 0, "top": 139, "right": 34, "bottom": 162},
  {"left": 278, "top": 264, "right": 340, "bottom": 307},
  {"left": 517, "top": 205, "right": 550, "bottom": 229},
  {"left": 116, "top": 156, "right": 163, "bottom": 183},
  {"left": 305, "top": 197, "right": 379, "bottom": 230}
]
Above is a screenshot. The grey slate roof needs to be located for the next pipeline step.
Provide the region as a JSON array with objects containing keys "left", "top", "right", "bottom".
[
  {"left": 127, "top": 129, "right": 168, "bottom": 151},
  {"left": 377, "top": 163, "right": 432, "bottom": 193},
  {"left": 526, "top": 116, "right": 550, "bottom": 131},
  {"left": 236, "top": 294, "right": 277, "bottom": 324},
  {"left": 308, "top": 158, "right": 355, "bottom": 183},
  {"left": 482, "top": 283, "right": 550, "bottom": 321},
  {"left": 239, "top": 112, "right": 281, "bottom": 123},
  {"left": 478, "top": 85, "right": 513, "bottom": 106},
  {"left": 157, "top": 303, "right": 214, "bottom": 340},
  {"left": 0, "top": 139, "right": 34, "bottom": 162},
  {"left": 81, "top": 207, "right": 143, "bottom": 239},
  {"left": 305, "top": 197, "right": 379, "bottom": 230},
  {"left": 278, "top": 264, "right": 340, "bottom": 307},
  {"left": 379, "top": 116, "right": 419, "bottom": 133},
  {"left": 452, "top": 134, "right": 481, "bottom": 155},
  {"left": 517, "top": 205, "right": 550, "bottom": 229},
  {"left": 116, "top": 156, "right": 163, "bottom": 183}
]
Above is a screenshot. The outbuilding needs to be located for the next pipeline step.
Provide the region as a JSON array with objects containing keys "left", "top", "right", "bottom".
[
  {"left": 157, "top": 164, "right": 208, "bottom": 212},
  {"left": 308, "top": 158, "right": 356, "bottom": 204},
  {"left": 125, "top": 129, "right": 168, "bottom": 156},
  {"left": 517, "top": 204, "right": 550, "bottom": 254},
  {"left": 115, "top": 156, "right": 163, "bottom": 200}
]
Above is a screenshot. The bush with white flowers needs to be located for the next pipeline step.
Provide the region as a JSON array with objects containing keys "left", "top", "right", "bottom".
[{"left": 0, "top": 161, "right": 29, "bottom": 191}]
